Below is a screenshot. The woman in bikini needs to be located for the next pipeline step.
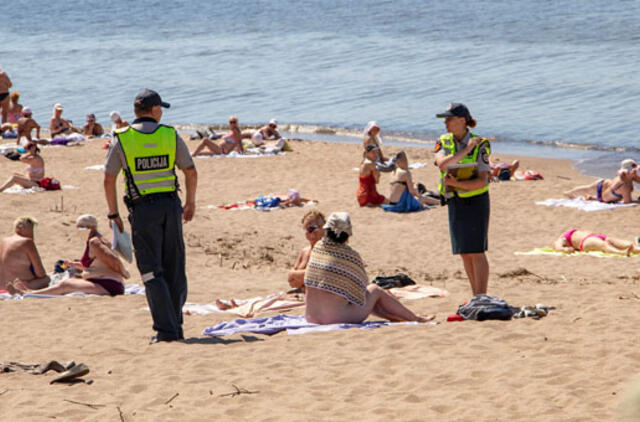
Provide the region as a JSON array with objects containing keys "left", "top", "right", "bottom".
[
  {"left": 49, "top": 103, "right": 79, "bottom": 137},
  {"left": 192, "top": 116, "right": 244, "bottom": 156},
  {"left": 564, "top": 159, "right": 636, "bottom": 204},
  {"left": 0, "top": 142, "right": 45, "bottom": 192},
  {"left": 7, "top": 92, "right": 23, "bottom": 124},
  {"left": 357, "top": 144, "right": 388, "bottom": 206},
  {"left": 553, "top": 229, "right": 640, "bottom": 256},
  {"left": 388, "top": 151, "right": 440, "bottom": 206},
  {"left": 9, "top": 215, "right": 130, "bottom": 296}
]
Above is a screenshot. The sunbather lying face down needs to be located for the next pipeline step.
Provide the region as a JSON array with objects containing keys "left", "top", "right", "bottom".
[
  {"left": 8, "top": 214, "right": 130, "bottom": 296},
  {"left": 303, "top": 212, "right": 434, "bottom": 324},
  {"left": 553, "top": 229, "right": 640, "bottom": 256},
  {"left": 0, "top": 216, "right": 49, "bottom": 291},
  {"left": 287, "top": 211, "right": 326, "bottom": 290}
]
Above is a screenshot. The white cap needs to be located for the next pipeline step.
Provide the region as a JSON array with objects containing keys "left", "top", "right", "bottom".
[
  {"left": 621, "top": 159, "right": 638, "bottom": 172},
  {"left": 22, "top": 106, "right": 32, "bottom": 115},
  {"left": 363, "top": 121, "right": 379, "bottom": 136},
  {"left": 53, "top": 103, "right": 64, "bottom": 111},
  {"left": 76, "top": 214, "right": 98, "bottom": 228},
  {"left": 323, "top": 212, "right": 352, "bottom": 237},
  {"left": 269, "top": 119, "right": 278, "bottom": 126},
  {"left": 109, "top": 111, "right": 121, "bottom": 122}
]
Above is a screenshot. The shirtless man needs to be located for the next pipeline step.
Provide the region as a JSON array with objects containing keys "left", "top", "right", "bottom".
[
  {"left": 82, "top": 113, "right": 104, "bottom": 137},
  {"left": 0, "top": 66, "right": 12, "bottom": 123},
  {"left": 49, "top": 103, "right": 79, "bottom": 137},
  {"left": 0, "top": 216, "right": 49, "bottom": 291},
  {"left": 287, "top": 211, "right": 325, "bottom": 290},
  {"left": 1, "top": 107, "right": 40, "bottom": 143}
]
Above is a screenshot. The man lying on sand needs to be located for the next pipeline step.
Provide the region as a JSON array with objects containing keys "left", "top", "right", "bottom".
[
  {"left": 304, "top": 211, "right": 434, "bottom": 324},
  {"left": 0, "top": 216, "right": 49, "bottom": 291}
]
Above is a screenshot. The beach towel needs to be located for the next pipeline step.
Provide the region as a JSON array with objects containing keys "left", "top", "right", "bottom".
[
  {"left": 381, "top": 189, "right": 433, "bottom": 213},
  {"left": 183, "top": 292, "right": 305, "bottom": 318},
  {"left": 388, "top": 285, "right": 449, "bottom": 300},
  {"left": 3, "top": 185, "right": 46, "bottom": 194},
  {"left": 0, "top": 284, "right": 144, "bottom": 300},
  {"left": 304, "top": 238, "right": 368, "bottom": 307},
  {"left": 536, "top": 197, "right": 638, "bottom": 212},
  {"left": 202, "top": 314, "right": 436, "bottom": 337},
  {"left": 195, "top": 150, "right": 286, "bottom": 159},
  {"left": 515, "top": 247, "right": 640, "bottom": 258},
  {"left": 209, "top": 199, "right": 316, "bottom": 211},
  {"left": 84, "top": 164, "right": 105, "bottom": 171}
]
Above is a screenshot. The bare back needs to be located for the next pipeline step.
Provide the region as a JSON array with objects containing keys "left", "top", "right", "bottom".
[{"left": 0, "top": 235, "right": 36, "bottom": 288}]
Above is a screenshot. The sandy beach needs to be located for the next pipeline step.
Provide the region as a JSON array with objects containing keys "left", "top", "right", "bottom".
[{"left": 1, "top": 135, "right": 639, "bottom": 421}]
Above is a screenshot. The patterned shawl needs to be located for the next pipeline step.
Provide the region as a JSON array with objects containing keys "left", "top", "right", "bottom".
[{"left": 304, "top": 238, "right": 368, "bottom": 307}]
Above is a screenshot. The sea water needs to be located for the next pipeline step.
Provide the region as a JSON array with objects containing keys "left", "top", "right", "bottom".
[{"left": 2, "top": 0, "right": 639, "bottom": 176}]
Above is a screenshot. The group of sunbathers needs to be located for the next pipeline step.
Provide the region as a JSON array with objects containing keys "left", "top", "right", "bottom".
[
  {"left": 357, "top": 122, "right": 440, "bottom": 209},
  {"left": 1, "top": 215, "right": 129, "bottom": 296},
  {"left": 191, "top": 117, "right": 286, "bottom": 157}
]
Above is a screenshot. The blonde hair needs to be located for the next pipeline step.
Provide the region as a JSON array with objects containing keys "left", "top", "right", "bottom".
[
  {"left": 301, "top": 210, "right": 325, "bottom": 225},
  {"left": 14, "top": 216, "right": 38, "bottom": 231},
  {"left": 229, "top": 115, "right": 238, "bottom": 122},
  {"left": 9, "top": 91, "right": 19, "bottom": 102}
]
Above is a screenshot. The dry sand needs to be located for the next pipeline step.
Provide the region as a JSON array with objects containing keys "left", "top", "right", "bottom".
[{"left": 1, "top": 136, "right": 639, "bottom": 421}]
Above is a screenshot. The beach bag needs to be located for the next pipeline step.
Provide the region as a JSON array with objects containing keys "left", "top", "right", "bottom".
[
  {"left": 254, "top": 195, "right": 281, "bottom": 208},
  {"left": 39, "top": 177, "right": 61, "bottom": 191}
]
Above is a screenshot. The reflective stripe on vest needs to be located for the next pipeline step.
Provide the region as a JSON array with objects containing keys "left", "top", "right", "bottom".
[
  {"left": 438, "top": 132, "right": 490, "bottom": 198},
  {"left": 116, "top": 125, "right": 177, "bottom": 196}
]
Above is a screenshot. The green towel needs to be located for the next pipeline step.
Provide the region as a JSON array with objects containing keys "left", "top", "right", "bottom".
[{"left": 515, "top": 247, "right": 639, "bottom": 258}]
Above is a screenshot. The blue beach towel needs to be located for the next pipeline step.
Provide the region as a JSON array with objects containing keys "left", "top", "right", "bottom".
[
  {"left": 381, "top": 189, "right": 433, "bottom": 213},
  {"left": 202, "top": 314, "right": 435, "bottom": 337}
]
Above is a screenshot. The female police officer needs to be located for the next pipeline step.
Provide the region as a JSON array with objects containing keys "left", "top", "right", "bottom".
[{"left": 434, "top": 103, "right": 490, "bottom": 296}]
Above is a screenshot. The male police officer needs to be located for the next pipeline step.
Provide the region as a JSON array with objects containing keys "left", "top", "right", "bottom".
[{"left": 103, "top": 89, "right": 197, "bottom": 343}]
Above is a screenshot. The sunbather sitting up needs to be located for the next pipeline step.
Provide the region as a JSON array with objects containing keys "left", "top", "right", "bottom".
[
  {"left": 193, "top": 116, "right": 244, "bottom": 156},
  {"left": 553, "top": 229, "right": 640, "bottom": 256},
  {"left": 564, "top": 159, "right": 636, "bottom": 204},
  {"left": 8, "top": 214, "right": 130, "bottom": 296},
  {"left": 304, "top": 212, "right": 434, "bottom": 324},
  {"left": 388, "top": 151, "right": 440, "bottom": 206},
  {"left": 287, "top": 210, "right": 325, "bottom": 291},
  {"left": 0, "top": 216, "right": 50, "bottom": 291}
]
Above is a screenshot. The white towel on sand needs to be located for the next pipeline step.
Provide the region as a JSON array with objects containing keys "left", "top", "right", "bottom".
[{"left": 536, "top": 197, "right": 638, "bottom": 212}]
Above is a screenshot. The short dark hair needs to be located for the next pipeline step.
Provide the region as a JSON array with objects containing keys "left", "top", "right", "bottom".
[
  {"left": 134, "top": 99, "right": 153, "bottom": 116},
  {"left": 326, "top": 228, "right": 349, "bottom": 244}
]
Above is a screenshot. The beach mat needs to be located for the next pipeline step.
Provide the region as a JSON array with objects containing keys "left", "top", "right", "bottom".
[
  {"left": 536, "top": 197, "right": 638, "bottom": 212},
  {"left": 515, "top": 247, "right": 640, "bottom": 258},
  {"left": 202, "top": 314, "right": 436, "bottom": 337}
]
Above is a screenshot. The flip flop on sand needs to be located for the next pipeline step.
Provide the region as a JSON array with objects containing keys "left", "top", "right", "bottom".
[{"left": 50, "top": 363, "right": 89, "bottom": 384}]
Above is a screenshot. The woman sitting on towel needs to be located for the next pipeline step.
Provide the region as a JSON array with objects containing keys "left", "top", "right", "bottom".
[
  {"left": 0, "top": 142, "right": 45, "bottom": 193},
  {"left": 192, "top": 115, "right": 244, "bottom": 156},
  {"left": 386, "top": 151, "right": 440, "bottom": 207},
  {"left": 287, "top": 210, "right": 326, "bottom": 291},
  {"left": 304, "top": 212, "right": 434, "bottom": 324},
  {"left": 357, "top": 144, "right": 388, "bottom": 206},
  {"left": 9, "top": 215, "right": 130, "bottom": 296},
  {"left": 564, "top": 159, "right": 636, "bottom": 204},
  {"left": 553, "top": 229, "right": 640, "bottom": 256}
]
